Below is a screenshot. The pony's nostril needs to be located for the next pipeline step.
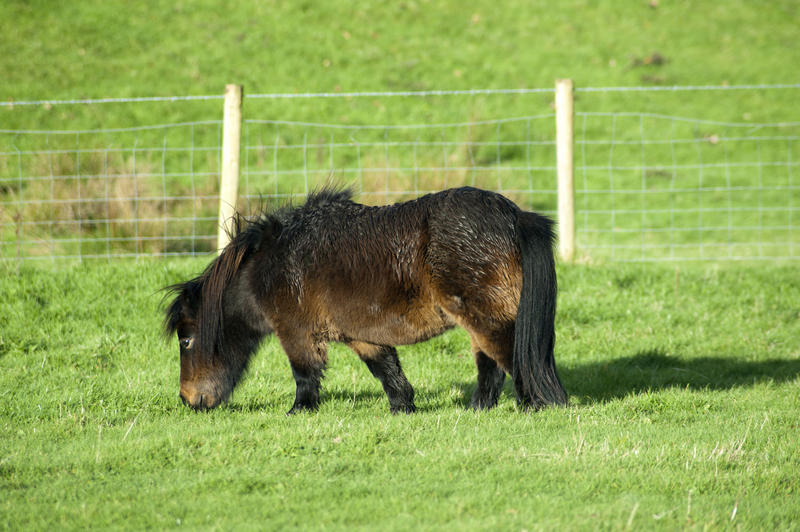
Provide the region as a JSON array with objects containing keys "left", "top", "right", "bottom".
[{"left": 179, "top": 392, "right": 189, "bottom": 407}]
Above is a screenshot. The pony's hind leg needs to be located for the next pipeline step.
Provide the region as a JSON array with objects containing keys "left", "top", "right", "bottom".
[
  {"left": 349, "top": 342, "right": 416, "bottom": 413},
  {"left": 470, "top": 351, "right": 506, "bottom": 410},
  {"left": 463, "top": 327, "right": 514, "bottom": 410}
]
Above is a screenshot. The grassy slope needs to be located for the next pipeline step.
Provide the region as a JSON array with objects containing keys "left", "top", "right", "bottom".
[
  {"left": 2, "top": 0, "right": 798, "bottom": 128},
  {"left": 1, "top": 260, "right": 798, "bottom": 529}
]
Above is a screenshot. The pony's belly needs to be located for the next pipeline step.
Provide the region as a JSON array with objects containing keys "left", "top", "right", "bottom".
[{"left": 339, "top": 303, "right": 456, "bottom": 346}]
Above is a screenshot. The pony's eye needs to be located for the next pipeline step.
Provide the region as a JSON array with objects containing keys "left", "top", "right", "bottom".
[{"left": 180, "top": 337, "right": 194, "bottom": 350}]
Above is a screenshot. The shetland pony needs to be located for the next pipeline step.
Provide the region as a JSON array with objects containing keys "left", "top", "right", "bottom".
[{"left": 164, "top": 187, "right": 567, "bottom": 413}]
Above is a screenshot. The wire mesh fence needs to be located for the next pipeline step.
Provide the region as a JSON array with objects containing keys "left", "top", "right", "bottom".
[
  {"left": 240, "top": 115, "right": 557, "bottom": 210},
  {"left": 0, "top": 122, "right": 222, "bottom": 260},
  {"left": 1, "top": 85, "right": 798, "bottom": 262},
  {"left": 576, "top": 113, "right": 798, "bottom": 261}
]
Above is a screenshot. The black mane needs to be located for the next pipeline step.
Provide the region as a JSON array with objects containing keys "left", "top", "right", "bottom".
[
  {"left": 301, "top": 187, "right": 354, "bottom": 209},
  {"left": 164, "top": 187, "right": 356, "bottom": 346}
]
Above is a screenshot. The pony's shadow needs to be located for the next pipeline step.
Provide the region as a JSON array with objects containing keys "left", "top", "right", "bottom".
[
  {"left": 226, "top": 390, "right": 389, "bottom": 413},
  {"left": 558, "top": 350, "right": 800, "bottom": 404},
  {"left": 453, "top": 350, "right": 800, "bottom": 407},
  {"left": 322, "top": 389, "right": 393, "bottom": 408},
  {"left": 228, "top": 350, "right": 800, "bottom": 412}
]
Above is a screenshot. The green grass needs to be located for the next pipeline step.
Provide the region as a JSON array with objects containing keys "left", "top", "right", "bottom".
[
  {"left": 3, "top": 0, "right": 798, "bottom": 122},
  {"left": 1, "top": 2, "right": 799, "bottom": 528},
  {"left": 1, "top": 260, "right": 798, "bottom": 529},
  {"left": 3, "top": 0, "right": 798, "bottom": 134}
]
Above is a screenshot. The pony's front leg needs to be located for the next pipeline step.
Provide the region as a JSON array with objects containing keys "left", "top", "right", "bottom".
[
  {"left": 288, "top": 363, "right": 325, "bottom": 414},
  {"left": 279, "top": 335, "right": 328, "bottom": 415},
  {"left": 349, "top": 342, "right": 416, "bottom": 414}
]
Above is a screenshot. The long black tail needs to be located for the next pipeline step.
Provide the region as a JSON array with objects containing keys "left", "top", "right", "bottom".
[{"left": 512, "top": 211, "right": 568, "bottom": 409}]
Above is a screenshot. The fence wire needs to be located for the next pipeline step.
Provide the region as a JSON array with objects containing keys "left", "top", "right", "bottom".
[
  {"left": 241, "top": 115, "right": 557, "bottom": 211},
  {"left": 5, "top": 83, "right": 799, "bottom": 107},
  {"left": 576, "top": 113, "right": 798, "bottom": 261},
  {"left": 0, "top": 122, "right": 222, "bottom": 260},
  {"left": 1, "top": 87, "right": 798, "bottom": 262}
]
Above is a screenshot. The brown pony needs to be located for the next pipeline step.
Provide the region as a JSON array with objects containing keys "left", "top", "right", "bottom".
[{"left": 164, "top": 187, "right": 567, "bottom": 414}]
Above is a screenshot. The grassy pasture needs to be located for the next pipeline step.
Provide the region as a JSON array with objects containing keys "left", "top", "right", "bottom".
[
  {"left": 1, "top": 260, "right": 799, "bottom": 529},
  {"left": 2, "top": 0, "right": 799, "bottom": 529},
  {"left": 3, "top": 0, "right": 799, "bottom": 124}
]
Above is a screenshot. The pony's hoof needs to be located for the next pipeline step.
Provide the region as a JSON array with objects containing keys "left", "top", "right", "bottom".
[
  {"left": 469, "top": 401, "right": 496, "bottom": 411},
  {"left": 469, "top": 392, "right": 500, "bottom": 411},
  {"left": 389, "top": 402, "right": 416, "bottom": 414},
  {"left": 286, "top": 402, "right": 318, "bottom": 416}
]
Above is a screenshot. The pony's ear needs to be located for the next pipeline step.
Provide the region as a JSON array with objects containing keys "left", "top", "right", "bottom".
[{"left": 255, "top": 216, "right": 282, "bottom": 251}]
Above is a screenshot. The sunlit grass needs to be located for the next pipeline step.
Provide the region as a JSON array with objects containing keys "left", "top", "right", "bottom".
[{"left": 1, "top": 260, "right": 798, "bottom": 529}]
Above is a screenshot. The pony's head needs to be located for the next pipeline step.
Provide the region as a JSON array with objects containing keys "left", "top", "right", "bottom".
[
  {"left": 164, "top": 278, "right": 227, "bottom": 409},
  {"left": 163, "top": 215, "right": 281, "bottom": 410}
]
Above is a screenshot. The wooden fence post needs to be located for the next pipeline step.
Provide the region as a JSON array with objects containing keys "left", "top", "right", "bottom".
[
  {"left": 555, "top": 79, "right": 575, "bottom": 262},
  {"left": 217, "top": 84, "right": 243, "bottom": 253}
]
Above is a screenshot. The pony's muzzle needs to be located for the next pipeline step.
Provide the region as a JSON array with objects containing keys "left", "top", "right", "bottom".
[
  {"left": 179, "top": 392, "right": 203, "bottom": 410},
  {"left": 180, "top": 383, "right": 214, "bottom": 410}
]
